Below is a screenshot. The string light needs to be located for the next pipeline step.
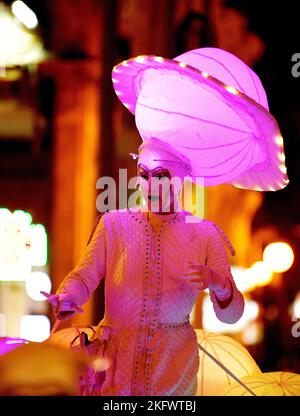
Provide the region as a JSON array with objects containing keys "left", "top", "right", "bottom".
[
  {"left": 11, "top": 1, "right": 38, "bottom": 30},
  {"left": 280, "top": 165, "right": 287, "bottom": 174},
  {"left": 135, "top": 56, "right": 146, "bottom": 63},
  {"left": 225, "top": 85, "right": 239, "bottom": 95},
  {"left": 275, "top": 135, "right": 284, "bottom": 146}
]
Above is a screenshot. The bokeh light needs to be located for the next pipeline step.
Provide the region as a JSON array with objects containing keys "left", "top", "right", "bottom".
[
  {"left": 25, "top": 271, "right": 51, "bottom": 301},
  {"left": 263, "top": 242, "right": 294, "bottom": 273}
]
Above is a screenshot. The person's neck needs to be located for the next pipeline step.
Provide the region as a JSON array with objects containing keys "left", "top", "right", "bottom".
[
  {"left": 152, "top": 209, "right": 177, "bottom": 216},
  {"left": 149, "top": 201, "right": 182, "bottom": 216}
]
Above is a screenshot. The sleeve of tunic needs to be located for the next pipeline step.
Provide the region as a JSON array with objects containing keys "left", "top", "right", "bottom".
[
  {"left": 205, "top": 221, "right": 245, "bottom": 324},
  {"left": 55, "top": 212, "right": 107, "bottom": 306}
]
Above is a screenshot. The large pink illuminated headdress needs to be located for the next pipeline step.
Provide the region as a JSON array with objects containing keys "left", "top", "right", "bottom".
[{"left": 112, "top": 47, "right": 289, "bottom": 191}]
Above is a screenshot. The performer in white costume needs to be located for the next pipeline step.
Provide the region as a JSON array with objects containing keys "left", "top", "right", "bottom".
[
  {"left": 52, "top": 143, "right": 244, "bottom": 396},
  {"left": 47, "top": 46, "right": 288, "bottom": 395}
]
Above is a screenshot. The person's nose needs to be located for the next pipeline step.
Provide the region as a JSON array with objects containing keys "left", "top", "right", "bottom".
[{"left": 149, "top": 175, "right": 160, "bottom": 196}]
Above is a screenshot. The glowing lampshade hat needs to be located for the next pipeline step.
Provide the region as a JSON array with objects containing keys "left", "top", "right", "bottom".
[{"left": 112, "top": 47, "right": 289, "bottom": 191}]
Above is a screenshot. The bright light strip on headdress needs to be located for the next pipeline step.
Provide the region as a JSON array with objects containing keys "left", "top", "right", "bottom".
[
  {"left": 275, "top": 135, "right": 284, "bottom": 146},
  {"left": 11, "top": 1, "right": 38, "bottom": 29},
  {"left": 280, "top": 165, "right": 287, "bottom": 174},
  {"left": 154, "top": 56, "right": 164, "bottom": 63},
  {"left": 201, "top": 72, "right": 209, "bottom": 78},
  {"left": 179, "top": 62, "right": 187, "bottom": 68},
  {"left": 135, "top": 56, "right": 146, "bottom": 63},
  {"left": 225, "top": 85, "right": 239, "bottom": 95},
  {"left": 278, "top": 152, "right": 285, "bottom": 162}
]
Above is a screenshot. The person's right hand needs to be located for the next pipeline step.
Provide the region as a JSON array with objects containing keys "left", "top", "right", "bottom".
[{"left": 40, "top": 291, "right": 84, "bottom": 320}]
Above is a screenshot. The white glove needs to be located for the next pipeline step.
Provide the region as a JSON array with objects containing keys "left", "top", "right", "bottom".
[{"left": 40, "top": 291, "right": 84, "bottom": 320}]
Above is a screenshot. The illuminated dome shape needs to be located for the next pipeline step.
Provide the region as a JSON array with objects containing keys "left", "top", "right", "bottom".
[
  {"left": 196, "top": 329, "right": 261, "bottom": 396},
  {"left": 0, "top": 342, "right": 91, "bottom": 396},
  {"left": 47, "top": 326, "right": 110, "bottom": 370},
  {"left": 112, "top": 47, "right": 289, "bottom": 191},
  {"left": 263, "top": 242, "right": 294, "bottom": 273},
  {"left": 47, "top": 326, "right": 97, "bottom": 350},
  {"left": 225, "top": 372, "right": 300, "bottom": 396}
]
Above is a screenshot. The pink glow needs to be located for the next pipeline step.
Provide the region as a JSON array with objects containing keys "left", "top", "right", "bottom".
[{"left": 0, "top": 337, "right": 29, "bottom": 355}]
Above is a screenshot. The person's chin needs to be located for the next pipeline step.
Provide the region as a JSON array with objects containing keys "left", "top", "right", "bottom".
[{"left": 148, "top": 197, "right": 173, "bottom": 213}]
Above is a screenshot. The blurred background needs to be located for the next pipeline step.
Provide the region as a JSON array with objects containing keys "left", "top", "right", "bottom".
[{"left": 0, "top": 0, "right": 299, "bottom": 375}]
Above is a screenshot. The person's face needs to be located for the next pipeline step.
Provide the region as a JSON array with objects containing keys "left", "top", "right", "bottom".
[{"left": 137, "top": 163, "right": 183, "bottom": 213}]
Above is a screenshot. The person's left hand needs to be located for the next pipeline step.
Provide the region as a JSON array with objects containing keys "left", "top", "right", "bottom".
[{"left": 177, "top": 261, "right": 227, "bottom": 293}]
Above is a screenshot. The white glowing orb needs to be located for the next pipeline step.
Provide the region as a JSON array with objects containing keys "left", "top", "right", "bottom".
[
  {"left": 291, "top": 292, "right": 300, "bottom": 318},
  {"left": 231, "top": 266, "right": 256, "bottom": 293},
  {"left": 241, "top": 321, "right": 264, "bottom": 346},
  {"left": 28, "top": 224, "right": 47, "bottom": 266},
  {"left": 20, "top": 315, "right": 50, "bottom": 342},
  {"left": 25, "top": 272, "right": 51, "bottom": 301},
  {"left": 0, "top": 209, "right": 47, "bottom": 280},
  {"left": 202, "top": 296, "right": 259, "bottom": 334},
  {"left": 11, "top": 1, "right": 38, "bottom": 29},
  {"left": 250, "top": 261, "right": 273, "bottom": 287},
  {"left": 263, "top": 242, "right": 294, "bottom": 273},
  {"left": 0, "top": 3, "right": 46, "bottom": 66}
]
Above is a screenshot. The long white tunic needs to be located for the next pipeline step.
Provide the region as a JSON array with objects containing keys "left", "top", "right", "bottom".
[{"left": 57, "top": 208, "right": 244, "bottom": 396}]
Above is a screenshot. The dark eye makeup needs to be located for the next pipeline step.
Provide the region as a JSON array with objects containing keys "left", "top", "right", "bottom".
[{"left": 138, "top": 165, "right": 170, "bottom": 180}]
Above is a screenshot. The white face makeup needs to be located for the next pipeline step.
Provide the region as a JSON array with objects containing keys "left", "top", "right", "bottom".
[{"left": 137, "top": 146, "right": 188, "bottom": 213}]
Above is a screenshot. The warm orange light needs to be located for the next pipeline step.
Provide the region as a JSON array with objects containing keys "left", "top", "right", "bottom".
[{"left": 263, "top": 242, "right": 294, "bottom": 273}]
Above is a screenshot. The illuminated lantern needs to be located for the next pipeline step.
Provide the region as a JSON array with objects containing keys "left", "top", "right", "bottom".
[
  {"left": 47, "top": 326, "right": 97, "bottom": 350},
  {"left": 46, "top": 325, "right": 111, "bottom": 395},
  {"left": 0, "top": 342, "right": 90, "bottom": 396},
  {"left": 225, "top": 372, "right": 300, "bottom": 396},
  {"left": 196, "top": 329, "right": 261, "bottom": 396},
  {"left": 263, "top": 242, "right": 294, "bottom": 273},
  {"left": 112, "top": 48, "right": 288, "bottom": 191}
]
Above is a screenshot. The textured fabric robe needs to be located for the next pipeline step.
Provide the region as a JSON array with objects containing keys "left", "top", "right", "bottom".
[{"left": 57, "top": 208, "right": 244, "bottom": 396}]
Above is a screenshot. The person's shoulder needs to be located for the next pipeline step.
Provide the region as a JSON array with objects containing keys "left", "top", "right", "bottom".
[
  {"left": 101, "top": 208, "right": 135, "bottom": 222},
  {"left": 100, "top": 208, "right": 129, "bottom": 216},
  {"left": 183, "top": 213, "right": 217, "bottom": 230}
]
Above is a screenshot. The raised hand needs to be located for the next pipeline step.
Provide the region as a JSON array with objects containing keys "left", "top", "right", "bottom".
[
  {"left": 177, "top": 261, "right": 231, "bottom": 296},
  {"left": 40, "top": 291, "right": 84, "bottom": 320}
]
